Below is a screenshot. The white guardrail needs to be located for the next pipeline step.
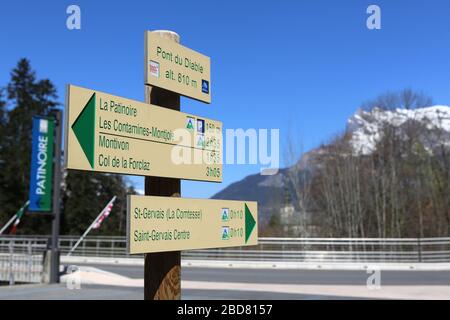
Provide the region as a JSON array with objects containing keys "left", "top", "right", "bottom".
[
  {"left": 0, "top": 238, "right": 47, "bottom": 284},
  {"left": 2, "top": 236, "right": 450, "bottom": 283},
  {"left": 1, "top": 236, "right": 450, "bottom": 263}
]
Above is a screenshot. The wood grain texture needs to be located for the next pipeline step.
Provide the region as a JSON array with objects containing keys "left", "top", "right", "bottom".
[
  {"left": 143, "top": 30, "right": 181, "bottom": 300},
  {"left": 144, "top": 251, "right": 181, "bottom": 300}
]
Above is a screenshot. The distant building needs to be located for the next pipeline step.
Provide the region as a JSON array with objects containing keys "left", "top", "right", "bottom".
[
  {"left": 279, "top": 185, "right": 302, "bottom": 236},
  {"left": 278, "top": 183, "right": 317, "bottom": 237}
]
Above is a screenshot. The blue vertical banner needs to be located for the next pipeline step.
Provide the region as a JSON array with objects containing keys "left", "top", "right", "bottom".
[{"left": 28, "top": 116, "right": 55, "bottom": 212}]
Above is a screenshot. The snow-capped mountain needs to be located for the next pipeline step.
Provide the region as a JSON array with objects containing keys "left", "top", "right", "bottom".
[
  {"left": 213, "top": 105, "right": 450, "bottom": 223},
  {"left": 348, "top": 106, "right": 450, "bottom": 155}
]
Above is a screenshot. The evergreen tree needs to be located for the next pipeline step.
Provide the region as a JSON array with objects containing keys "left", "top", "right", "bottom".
[
  {"left": 0, "top": 88, "right": 6, "bottom": 129},
  {"left": 0, "top": 59, "right": 58, "bottom": 233},
  {"left": 0, "top": 89, "right": 7, "bottom": 219},
  {"left": 0, "top": 58, "right": 135, "bottom": 235}
]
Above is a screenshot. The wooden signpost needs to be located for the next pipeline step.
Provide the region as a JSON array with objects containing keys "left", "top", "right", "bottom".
[
  {"left": 64, "top": 29, "right": 258, "bottom": 301},
  {"left": 145, "top": 31, "right": 211, "bottom": 103},
  {"left": 65, "top": 84, "right": 222, "bottom": 182},
  {"left": 127, "top": 195, "right": 257, "bottom": 254}
]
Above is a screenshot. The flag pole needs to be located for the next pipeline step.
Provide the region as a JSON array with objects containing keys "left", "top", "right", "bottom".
[
  {"left": 66, "top": 196, "right": 116, "bottom": 257},
  {"left": 0, "top": 215, "right": 17, "bottom": 235},
  {"left": 0, "top": 201, "right": 30, "bottom": 235}
]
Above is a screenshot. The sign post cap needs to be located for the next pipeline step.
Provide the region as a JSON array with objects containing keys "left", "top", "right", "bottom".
[{"left": 150, "top": 30, "right": 180, "bottom": 43}]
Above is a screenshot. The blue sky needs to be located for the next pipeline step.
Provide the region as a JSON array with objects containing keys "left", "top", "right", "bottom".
[{"left": 1, "top": 0, "right": 450, "bottom": 198}]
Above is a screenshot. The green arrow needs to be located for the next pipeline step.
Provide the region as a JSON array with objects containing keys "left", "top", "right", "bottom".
[
  {"left": 245, "top": 203, "right": 256, "bottom": 243},
  {"left": 72, "top": 92, "right": 96, "bottom": 169}
]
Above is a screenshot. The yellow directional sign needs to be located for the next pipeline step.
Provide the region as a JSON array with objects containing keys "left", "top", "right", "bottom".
[
  {"left": 127, "top": 195, "right": 258, "bottom": 254},
  {"left": 65, "top": 85, "right": 222, "bottom": 182},
  {"left": 145, "top": 31, "right": 211, "bottom": 103}
]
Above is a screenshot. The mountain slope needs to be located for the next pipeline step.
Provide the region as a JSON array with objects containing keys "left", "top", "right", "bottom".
[{"left": 212, "top": 106, "right": 450, "bottom": 227}]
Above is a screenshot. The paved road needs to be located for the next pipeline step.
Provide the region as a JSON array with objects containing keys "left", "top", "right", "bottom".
[
  {"left": 78, "top": 263, "right": 450, "bottom": 286},
  {"left": 0, "top": 283, "right": 351, "bottom": 300},
  {"left": 0, "top": 264, "right": 448, "bottom": 300},
  {"left": 0, "top": 283, "right": 143, "bottom": 300}
]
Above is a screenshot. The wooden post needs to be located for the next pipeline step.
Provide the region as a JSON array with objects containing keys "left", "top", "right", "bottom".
[{"left": 144, "top": 30, "right": 181, "bottom": 300}]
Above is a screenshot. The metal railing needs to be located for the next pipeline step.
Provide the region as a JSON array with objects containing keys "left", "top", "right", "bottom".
[
  {"left": 0, "top": 238, "right": 47, "bottom": 284},
  {"left": 1, "top": 236, "right": 450, "bottom": 264}
]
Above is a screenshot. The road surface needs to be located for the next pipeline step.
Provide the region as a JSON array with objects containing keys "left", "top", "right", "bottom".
[{"left": 0, "top": 263, "right": 449, "bottom": 299}]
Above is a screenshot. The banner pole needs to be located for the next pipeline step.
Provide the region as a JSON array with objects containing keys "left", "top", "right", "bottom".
[
  {"left": 66, "top": 196, "right": 116, "bottom": 257},
  {"left": 50, "top": 109, "right": 63, "bottom": 284},
  {"left": 0, "top": 200, "right": 30, "bottom": 235},
  {"left": 0, "top": 215, "right": 18, "bottom": 235}
]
